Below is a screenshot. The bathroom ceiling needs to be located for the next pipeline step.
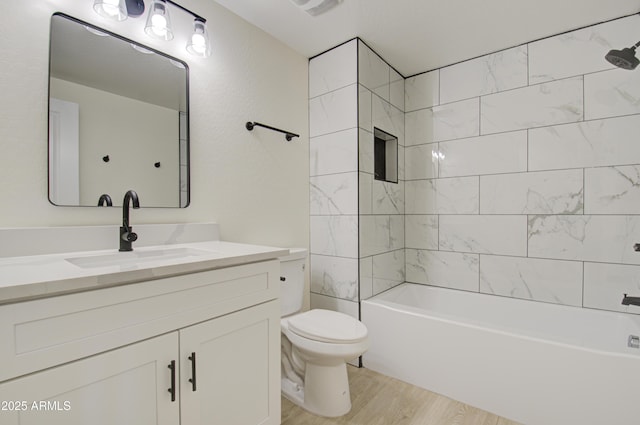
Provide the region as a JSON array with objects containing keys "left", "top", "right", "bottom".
[{"left": 212, "top": 0, "right": 640, "bottom": 76}]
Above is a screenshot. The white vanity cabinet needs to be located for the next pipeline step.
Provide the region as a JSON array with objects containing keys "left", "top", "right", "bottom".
[
  {"left": 180, "top": 300, "right": 280, "bottom": 425},
  {"left": 0, "top": 332, "right": 180, "bottom": 425},
  {"left": 0, "top": 259, "right": 281, "bottom": 425}
]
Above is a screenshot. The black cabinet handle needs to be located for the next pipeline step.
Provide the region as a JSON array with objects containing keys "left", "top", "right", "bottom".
[
  {"left": 168, "top": 360, "right": 176, "bottom": 402},
  {"left": 188, "top": 352, "right": 197, "bottom": 391}
]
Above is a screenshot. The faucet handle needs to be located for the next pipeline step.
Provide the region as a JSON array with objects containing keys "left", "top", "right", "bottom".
[
  {"left": 119, "top": 226, "right": 137, "bottom": 252},
  {"left": 120, "top": 227, "right": 137, "bottom": 242},
  {"left": 634, "top": 243, "right": 640, "bottom": 251}
]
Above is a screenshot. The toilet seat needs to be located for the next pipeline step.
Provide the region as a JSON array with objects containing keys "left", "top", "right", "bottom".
[{"left": 287, "top": 309, "right": 368, "bottom": 344}]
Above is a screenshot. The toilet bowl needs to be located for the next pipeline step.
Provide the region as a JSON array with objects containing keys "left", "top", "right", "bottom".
[{"left": 279, "top": 249, "right": 370, "bottom": 417}]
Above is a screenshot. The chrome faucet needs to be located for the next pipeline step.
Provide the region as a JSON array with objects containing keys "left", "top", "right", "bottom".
[
  {"left": 622, "top": 294, "right": 640, "bottom": 307},
  {"left": 119, "top": 190, "right": 140, "bottom": 252},
  {"left": 97, "top": 194, "right": 112, "bottom": 207}
]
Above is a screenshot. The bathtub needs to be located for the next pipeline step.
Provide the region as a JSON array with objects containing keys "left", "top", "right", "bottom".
[{"left": 361, "top": 283, "right": 640, "bottom": 425}]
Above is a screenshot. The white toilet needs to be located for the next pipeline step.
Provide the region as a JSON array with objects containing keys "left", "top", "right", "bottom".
[{"left": 279, "top": 248, "right": 370, "bottom": 417}]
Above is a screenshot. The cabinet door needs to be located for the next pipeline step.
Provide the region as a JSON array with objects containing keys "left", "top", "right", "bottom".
[
  {"left": 180, "top": 300, "right": 280, "bottom": 425},
  {"left": 0, "top": 333, "right": 179, "bottom": 425}
]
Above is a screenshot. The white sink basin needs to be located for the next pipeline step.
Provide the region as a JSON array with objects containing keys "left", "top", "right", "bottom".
[{"left": 66, "top": 247, "right": 214, "bottom": 269}]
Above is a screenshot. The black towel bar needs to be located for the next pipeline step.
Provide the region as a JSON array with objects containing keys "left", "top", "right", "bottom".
[{"left": 246, "top": 121, "right": 299, "bottom": 141}]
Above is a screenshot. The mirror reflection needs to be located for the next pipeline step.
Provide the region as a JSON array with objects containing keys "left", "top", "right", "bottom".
[{"left": 48, "top": 13, "right": 189, "bottom": 208}]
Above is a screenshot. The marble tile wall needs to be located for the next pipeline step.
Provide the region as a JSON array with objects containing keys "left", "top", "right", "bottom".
[
  {"left": 309, "top": 38, "right": 405, "bottom": 315},
  {"left": 358, "top": 40, "right": 405, "bottom": 300},
  {"left": 309, "top": 40, "right": 360, "bottom": 317},
  {"left": 405, "top": 14, "right": 640, "bottom": 315}
]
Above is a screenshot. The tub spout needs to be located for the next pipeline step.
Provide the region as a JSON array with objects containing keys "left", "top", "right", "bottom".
[{"left": 621, "top": 294, "right": 640, "bottom": 306}]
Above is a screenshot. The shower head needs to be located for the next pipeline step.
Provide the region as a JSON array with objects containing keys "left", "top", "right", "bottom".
[{"left": 605, "top": 41, "right": 640, "bottom": 70}]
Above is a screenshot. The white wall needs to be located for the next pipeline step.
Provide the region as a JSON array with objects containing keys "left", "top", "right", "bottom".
[{"left": 0, "top": 0, "right": 309, "bottom": 253}]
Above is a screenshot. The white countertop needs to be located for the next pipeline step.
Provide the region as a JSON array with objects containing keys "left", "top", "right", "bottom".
[{"left": 0, "top": 241, "right": 289, "bottom": 305}]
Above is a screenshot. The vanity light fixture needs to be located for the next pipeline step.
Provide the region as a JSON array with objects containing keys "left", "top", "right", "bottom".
[
  {"left": 125, "top": 0, "right": 146, "bottom": 17},
  {"left": 186, "top": 18, "right": 211, "bottom": 57},
  {"left": 93, "top": 0, "right": 128, "bottom": 21},
  {"left": 145, "top": 0, "right": 173, "bottom": 41},
  {"left": 92, "top": 0, "right": 211, "bottom": 58}
]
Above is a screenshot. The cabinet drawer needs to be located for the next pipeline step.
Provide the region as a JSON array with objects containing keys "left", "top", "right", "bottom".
[{"left": 0, "top": 260, "right": 279, "bottom": 382}]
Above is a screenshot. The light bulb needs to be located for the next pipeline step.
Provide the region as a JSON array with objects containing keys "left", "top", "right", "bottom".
[
  {"left": 145, "top": 0, "right": 173, "bottom": 41},
  {"left": 151, "top": 14, "right": 167, "bottom": 37},
  {"left": 191, "top": 33, "right": 206, "bottom": 54},
  {"left": 186, "top": 19, "right": 211, "bottom": 58}
]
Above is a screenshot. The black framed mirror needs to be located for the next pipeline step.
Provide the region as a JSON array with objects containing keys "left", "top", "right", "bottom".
[{"left": 48, "top": 13, "right": 189, "bottom": 208}]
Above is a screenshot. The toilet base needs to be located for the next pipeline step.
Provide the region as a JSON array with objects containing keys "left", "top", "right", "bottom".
[{"left": 281, "top": 362, "right": 352, "bottom": 417}]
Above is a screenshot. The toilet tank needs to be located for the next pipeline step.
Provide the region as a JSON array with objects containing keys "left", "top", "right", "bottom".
[{"left": 279, "top": 248, "right": 307, "bottom": 317}]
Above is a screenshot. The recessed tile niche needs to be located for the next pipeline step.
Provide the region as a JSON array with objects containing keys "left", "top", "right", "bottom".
[{"left": 374, "top": 127, "right": 398, "bottom": 184}]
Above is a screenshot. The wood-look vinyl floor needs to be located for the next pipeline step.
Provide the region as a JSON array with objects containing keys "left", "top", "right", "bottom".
[{"left": 281, "top": 366, "right": 522, "bottom": 425}]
